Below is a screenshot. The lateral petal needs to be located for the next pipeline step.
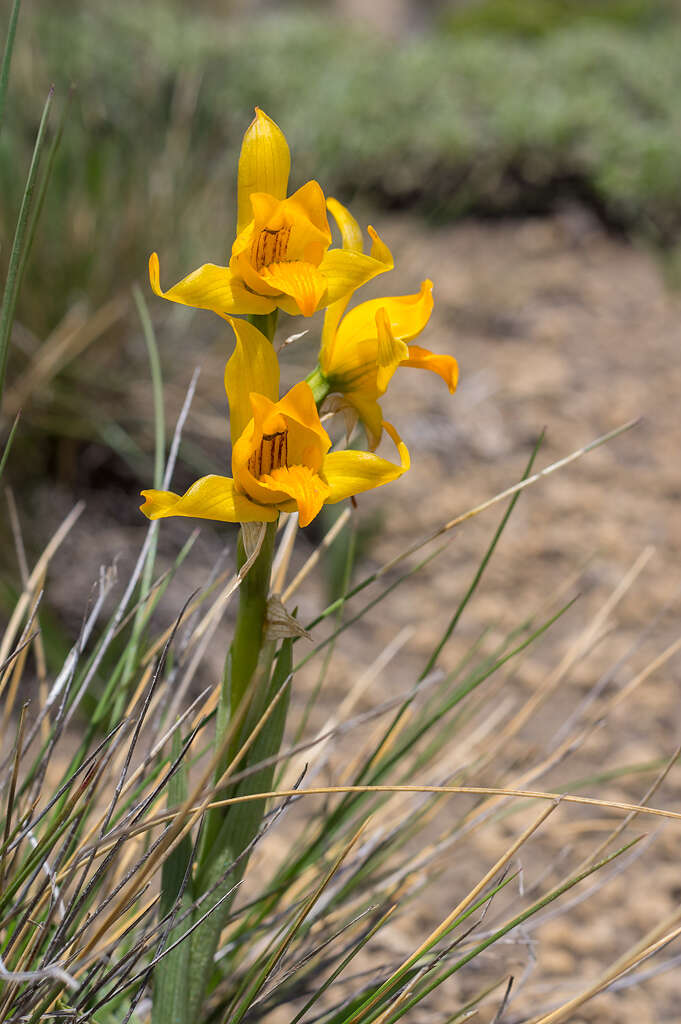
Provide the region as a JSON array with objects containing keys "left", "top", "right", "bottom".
[
  {"left": 323, "top": 420, "right": 410, "bottom": 504},
  {"left": 375, "top": 308, "right": 409, "bottom": 395},
  {"left": 224, "top": 318, "right": 280, "bottom": 448},
  {"left": 401, "top": 345, "right": 459, "bottom": 393},
  {"left": 343, "top": 393, "right": 384, "bottom": 451},
  {"left": 140, "top": 476, "right": 275, "bottom": 523},
  {"left": 237, "top": 108, "right": 290, "bottom": 236},
  {"left": 318, "top": 232, "right": 394, "bottom": 307},
  {"left": 334, "top": 280, "right": 434, "bottom": 356},
  {"left": 149, "top": 253, "right": 276, "bottom": 316},
  {"left": 326, "top": 197, "right": 364, "bottom": 252},
  {"left": 322, "top": 198, "right": 365, "bottom": 365}
]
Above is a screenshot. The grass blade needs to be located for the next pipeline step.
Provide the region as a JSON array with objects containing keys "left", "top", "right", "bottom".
[
  {"left": 0, "top": 0, "right": 21, "bottom": 134},
  {"left": 0, "top": 85, "right": 54, "bottom": 409}
]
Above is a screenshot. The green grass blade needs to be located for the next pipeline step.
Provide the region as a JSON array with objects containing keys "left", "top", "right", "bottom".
[
  {"left": 369, "top": 837, "right": 645, "bottom": 1024},
  {"left": 0, "top": 84, "right": 53, "bottom": 410},
  {"left": 0, "top": 0, "right": 21, "bottom": 134},
  {"left": 0, "top": 410, "right": 20, "bottom": 483},
  {"left": 421, "top": 430, "right": 545, "bottom": 680},
  {"left": 133, "top": 282, "right": 164, "bottom": 490},
  {"left": 16, "top": 88, "right": 71, "bottom": 292}
]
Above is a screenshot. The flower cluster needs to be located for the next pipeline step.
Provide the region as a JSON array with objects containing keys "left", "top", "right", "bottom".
[{"left": 141, "top": 109, "right": 458, "bottom": 529}]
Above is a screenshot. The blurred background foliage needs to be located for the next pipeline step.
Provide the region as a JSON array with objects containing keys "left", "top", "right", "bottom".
[
  {"left": 2, "top": 0, "right": 681, "bottom": 544},
  {"left": 3, "top": 0, "right": 681, "bottom": 339}
]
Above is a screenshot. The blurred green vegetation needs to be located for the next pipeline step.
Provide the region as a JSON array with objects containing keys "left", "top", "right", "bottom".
[
  {"left": 4, "top": 2, "right": 681, "bottom": 337},
  {"left": 441, "top": 0, "right": 673, "bottom": 37}
]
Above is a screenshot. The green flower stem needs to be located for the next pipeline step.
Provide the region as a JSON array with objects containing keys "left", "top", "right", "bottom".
[
  {"left": 306, "top": 363, "right": 331, "bottom": 406},
  {"left": 247, "top": 308, "right": 278, "bottom": 339},
  {"left": 217, "top": 521, "right": 277, "bottom": 793},
  {"left": 183, "top": 312, "right": 286, "bottom": 1020}
]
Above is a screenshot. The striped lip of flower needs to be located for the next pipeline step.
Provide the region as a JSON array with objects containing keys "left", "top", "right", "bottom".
[
  {"left": 316, "top": 198, "right": 459, "bottom": 448},
  {"left": 139, "top": 318, "right": 410, "bottom": 529},
  {"left": 148, "top": 109, "right": 393, "bottom": 319}
]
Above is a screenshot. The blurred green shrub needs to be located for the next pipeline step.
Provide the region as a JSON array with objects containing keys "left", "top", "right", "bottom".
[
  {"left": 5, "top": 3, "right": 681, "bottom": 335},
  {"left": 441, "top": 0, "right": 674, "bottom": 38}
]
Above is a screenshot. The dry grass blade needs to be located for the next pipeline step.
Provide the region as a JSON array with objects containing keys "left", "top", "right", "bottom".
[
  {"left": 0, "top": 702, "right": 27, "bottom": 888},
  {"left": 227, "top": 819, "right": 370, "bottom": 1023},
  {"left": 202, "top": 784, "right": 681, "bottom": 824},
  {"left": 342, "top": 801, "right": 558, "bottom": 1024},
  {"left": 281, "top": 506, "right": 352, "bottom": 603},
  {"left": 4, "top": 296, "right": 128, "bottom": 417},
  {"left": 0, "top": 500, "right": 83, "bottom": 667},
  {"left": 528, "top": 909, "right": 681, "bottom": 1024},
  {"left": 377, "top": 418, "right": 640, "bottom": 579}
]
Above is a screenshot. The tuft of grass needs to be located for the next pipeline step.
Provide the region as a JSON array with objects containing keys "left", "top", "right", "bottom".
[{"left": 1, "top": 411, "right": 677, "bottom": 1023}]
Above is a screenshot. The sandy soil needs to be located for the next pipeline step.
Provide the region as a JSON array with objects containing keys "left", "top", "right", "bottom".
[{"left": 16, "top": 207, "right": 681, "bottom": 1022}]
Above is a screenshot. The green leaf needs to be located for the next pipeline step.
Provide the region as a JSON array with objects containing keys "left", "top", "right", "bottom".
[{"left": 151, "top": 729, "right": 194, "bottom": 1024}]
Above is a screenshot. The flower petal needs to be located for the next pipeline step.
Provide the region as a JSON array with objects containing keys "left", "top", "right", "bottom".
[
  {"left": 286, "top": 181, "right": 332, "bottom": 244},
  {"left": 343, "top": 393, "right": 384, "bottom": 450},
  {"left": 224, "top": 318, "right": 280, "bottom": 448},
  {"left": 231, "top": 383, "right": 331, "bottom": 500},
  {"left": 318, "top": 229, "right": 394, "bottom": 307},
  {"left": 149, "top": 252, "right": 276, "bottom": 316},
  {"left": 401, "top": 344, "right": 459, "bottom": 393},
  {"left": 375, "top": 308, "right": 409, "bottom": 394},
  {"left": 322, "top": 198, "right": 365, "bottom": 362},
  {"left": 323, "top": 420, "right": 410, "bottom": 504},
  {"left": 260, "top": 260, "right": 327, "bottom": 317},
  {"left": 326, "top": 197, "right": 364, "bottom": 252},
  {"left": 333, "top": 280, "right": 434, "bottom": 360},
  {"left": 275, "top": 381, "right": 331, "bottom": 459},
  {"left": 237, "top": 108, "right": 290, "bottom": 236},
  {"left": 259, "top": 465, "right": 330, "bottom": 527},
  {"left": 140, "top": 476, "right": 275, "bottom": 523}
]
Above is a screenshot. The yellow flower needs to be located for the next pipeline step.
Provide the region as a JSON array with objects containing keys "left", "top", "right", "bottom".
[
  {"left": 149, "top": 109, "right": 393, "bottom": 319},
  {"left": 140, "top": 318, "right": 409, "bottom": 529},
  {"left": 315, "top": 199, "right": 459, "bottom": 447}
]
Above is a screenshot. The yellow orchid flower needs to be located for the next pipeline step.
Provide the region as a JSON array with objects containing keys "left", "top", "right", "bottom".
[
  {"left": 311, "top": 199, "right": 459, "bottom": 447},
  {"left": 140, "top": 318, "right": 409, "bottom": 529},
  {"left": 149, "top": 109, "right": 393, "bottom": 319}
]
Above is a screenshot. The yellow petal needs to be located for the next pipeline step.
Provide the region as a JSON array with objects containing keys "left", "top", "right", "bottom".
[
  {"left": 322, "top": 198, "right": 365, "bottom": 361},
  {"left": 140, "top": 476, "right": 275, "bottom": 523},
  {"left": 231, "top": 383, "right": 330, "bottom": 499},
  {"left": 401, "top": 344, "right": 459, "bottom": 393},
  {"left": 326, "top": 197, "right": 364, "bottom": 252},
  {"left": 260, "top": 260, "right": 327, "bottom": 317},
  {"left": 318, "top": 230, "right": 394, "bottom": 307},
  {"left": 286, "top": 180, "right": 332, "bottom": 244},
  {"left": 343, "top": 393, "right": 384, "bottom": 450},
  {"left": 237, "top": 108, "right": 290, "bottom": 236},
  {"left": 323, "top": 420, "right": 410, "bottom": 504},
  {"left": 259, "top": 465, "right": 330, "bottom": 527},
  {"left": 333, "top": 280, "right": 434, "bottom": 360},
  {"left": 275, "top": 381, "right": 332, "bottom": 461},
  {"left": 375, "top": 308, "right": 409, "bottom": 394},
  {"left": 224, "top": 317, "right": 280, "bottom": 447},
  {"left": 149, "top": 252, "right": 276, "bottom": 317},
  {"left": 368, "top": 225, "right": 393, "bottom": 266}
]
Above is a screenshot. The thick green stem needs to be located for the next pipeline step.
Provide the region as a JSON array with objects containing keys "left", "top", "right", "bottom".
[
  {"left": 247, "top": 309, "right": 278, "bottom": 339},
  {"left": 306, "top": 363, "right": 331, "bottom": 406},
  {"left": 182, "top": 311, "right": 287, "bottom": 1020}
]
